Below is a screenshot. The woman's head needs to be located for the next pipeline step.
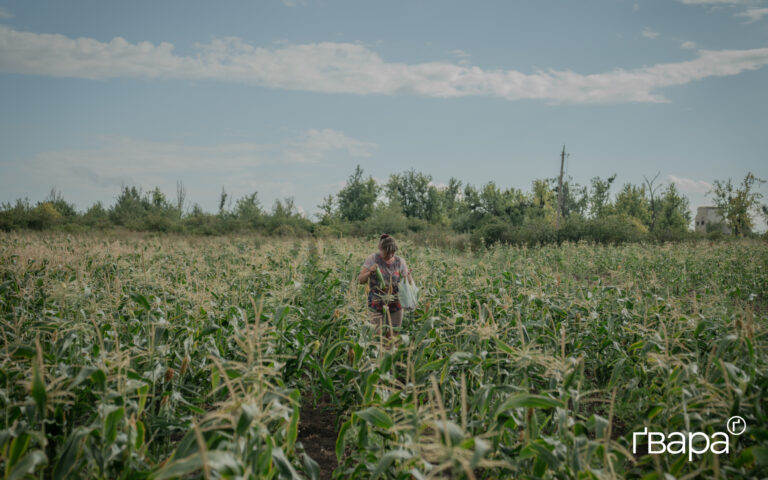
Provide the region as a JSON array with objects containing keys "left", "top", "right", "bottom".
[{"left": 378, "top": 234, "right": 397, "bottom": 258}]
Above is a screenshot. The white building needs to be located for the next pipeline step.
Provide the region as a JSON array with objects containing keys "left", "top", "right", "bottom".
[{"left": 694, "top": 206, "right": 729, "bottom": 233}]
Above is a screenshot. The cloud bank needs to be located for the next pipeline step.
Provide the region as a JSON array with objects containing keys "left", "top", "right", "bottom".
[
  {"left": 30, "top": 129, "right": 375, "bottom": 179},
  {"left": 2, "top": 26, "right": 768, "bottom": 104},
  {"left": 668, "top": 175, "right": 714, "bottom": 193},
  {"left": 737, "top": 7, "right": 768, "bottom": 21}
]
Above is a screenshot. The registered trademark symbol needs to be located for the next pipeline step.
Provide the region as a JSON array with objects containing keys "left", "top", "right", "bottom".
[{"left": 727, "top": 416, "right": 746, "bottom": 435}]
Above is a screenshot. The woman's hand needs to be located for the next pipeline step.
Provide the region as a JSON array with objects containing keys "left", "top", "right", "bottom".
[{"left": 358, "top": 264, "right": 378, "bottom": 284}]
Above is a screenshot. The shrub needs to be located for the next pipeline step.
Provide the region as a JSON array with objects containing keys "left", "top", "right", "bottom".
[
  {"left": 471, "top": 218, "right": 512, "bottom": 247},
  {"left": 584, "top": 214, "right": 648, "bottom": 244},
  {"left": 29, "top": 202, "right": 62, "bottom": 230},
  {"left": 368, "top": 202, "right": 408, "bottom": 235},
  {"left": 0, "top": 199, "right": 33, "bottom": 231}
]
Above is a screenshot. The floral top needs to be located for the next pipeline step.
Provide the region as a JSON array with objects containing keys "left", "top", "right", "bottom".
[{"left": 362, "top": 252, "right": 409, "bottom": 313}]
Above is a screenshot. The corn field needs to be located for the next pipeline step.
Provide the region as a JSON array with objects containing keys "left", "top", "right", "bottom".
[{"left": 1, "top": 232, "right": 767, "bottom": 479}]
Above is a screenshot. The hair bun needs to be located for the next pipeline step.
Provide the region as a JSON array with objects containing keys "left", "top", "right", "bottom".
[{"left": 380, "top": 233, "right": 390, "bottom": 239}]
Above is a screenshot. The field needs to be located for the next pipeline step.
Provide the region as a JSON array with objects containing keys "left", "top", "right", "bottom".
[{"left": 1, "top": 232, "right": 767, "bottom": 479}]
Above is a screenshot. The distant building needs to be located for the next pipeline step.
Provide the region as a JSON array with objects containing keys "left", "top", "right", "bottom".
[{"left": 695, "top": 206, "right": 729, "bottom": 233}]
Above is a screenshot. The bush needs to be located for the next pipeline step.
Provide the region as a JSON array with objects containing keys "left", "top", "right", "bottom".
[
  {"left": 583, "top": 214, "right": 647, "bottom": 244},
  {"left": 404, "top": 227, "right": 470, "bottom": 250},
  {"left": 471, "top": 218, "right": 513, "bottom": 247},
  {"left": 368, "top": 203, "right": 408, "bottom": 235},
  {"left": 81, "top": 202, "right": 111, "bottom": 229},
  {"left": 29, "top": 202, "right": 62, "bottom": 230},
  {"left": 511, "top": 220, "right": 557, "bottom": 247},
  {"left": 651, "top": 228, "right": 692, "bottom": 243},
  {"left": 0, "top": 199, "right": 33, "bottom": 231},
  {"left": 558, "top": 216, "right": 588, "bottom": 244}
]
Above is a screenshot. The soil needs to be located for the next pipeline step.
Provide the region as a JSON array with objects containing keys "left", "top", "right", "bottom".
[{"left": 298, "top": 394, "right": 340, "bottom": 480}]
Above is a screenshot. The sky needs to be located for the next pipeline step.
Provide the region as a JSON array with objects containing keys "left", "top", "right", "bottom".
[{"left": 1, "top": 0, "right": 767, "bottom": 228}]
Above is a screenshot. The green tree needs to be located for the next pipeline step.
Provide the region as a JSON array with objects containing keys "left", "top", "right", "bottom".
[
  {"left": 526, "top": 179, "right": 557, "bottom": 223},
  {"left": 337, "top": 165, "right": 379, "bottom": 221},
  {"left": 110, "top": 186, "right": 151, "bottom": 226},
  {"left": 709, "top": 172, "right": 765, "bottom": 236},
  {"left": 316, "top": 194, "right": 337, "bottom": 225},
  {"left": 588, "top": 175, "right": 617, "bottom": 219},
  {"left": 235, "top": 192, "right": 263, "bottom": 226},
  {"left": 655, "top": 183, "right": 691, "bottom": 233},
  {"left": 550, "top": 176, "right": 588, "bottom": 220},
  {"left": 385, "top": 169, "right": 442, "bottom": 221},
  {"left": 436, "top": 177, "right": 463, "bottom": 222},
  {"left": 45, "top": 189, "right": 78, "bottom": 218},
  {"left": 479, "top": 182, "right": 527, "bottom": 222},
  {"left": 82, "top": 201, "right": 110, "bottom": 228},
  {"left": 613, "top": 183, "right": 650, "bottom": 226},
  {"left": 218, "top": 186, "right": 229, "bottom": 216}
]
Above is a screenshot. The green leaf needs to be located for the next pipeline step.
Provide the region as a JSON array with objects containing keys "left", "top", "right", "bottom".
[
  {"left": 236, "top": 408, "right": 253, "bottom": 437},
  {"left": 8, "top": 450, "right": 47, "bottom": 480},
  {"left": 130, "top": 292, "right": 151, "bottom": 310},
  {"left": 521, "top": 440, "right": 560, "bottom": 470},
  {"left": 435, "top": 420, "right": 464, "bottom": 445},
  {"left": 135, "top": 421, "right": 146, "bottom": 450},
  {"left": 336, "top": 418, "right": 352, "bottom": 461},
  {"left": 31, "top": 365, "right": 47, "bottom": 417},
  {"left": 151, "top": 453, "right": 203, "bottom": 480},
  {"left": 103, "top": 406, "right": 125, "bottom": 444},
  {"left": 738, "top": 446, "right": 768, "bottom": 467},
  {"left": 8, "top": 434, "right": 30, "bottom": 469},
  {"left": 272, "top": 447, "right": 301, "bottom": 479},
  {"left": 53, "top": 428, "right": 88, "bottom": 480},
  {"left": 287, "top": 404, "right": 299, "bottom": 449},
  {"left": 302, "top": 452, "right": 320, "bottom": 480},
  {"left": 11, "top": 346, "right": 36, "bottom": 359},
  {"left": 137, "top": 384, "right": 150, "bottom": 417},
  {"left": 90, "top": 369, "right": 107, "bottom": 389},
  {"left": 355, "top": 407, "right": 394, "bottom": 430},
  {"left": 372, "top": 449, "right": 412, "bottom": 478},
  {"left": 645, "top": 404, "right": 664, "bottom": 420},
  {"left": 470, "top": 437, "right": 491, "bottom": 469},
  {"left": 495, "top": 393, "right": 564, "bottom": 417}
]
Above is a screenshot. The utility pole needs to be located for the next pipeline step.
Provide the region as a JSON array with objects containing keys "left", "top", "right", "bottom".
[{"left": 556, "top": 145, "right": 566, "bottom": 229}]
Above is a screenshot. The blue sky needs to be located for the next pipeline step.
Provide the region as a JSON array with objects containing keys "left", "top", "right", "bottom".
[{"left": 1, "top": 0, "right": 767, "bottom": 227}]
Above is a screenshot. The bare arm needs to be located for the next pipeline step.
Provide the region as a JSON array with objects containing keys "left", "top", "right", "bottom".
[
  {"left": 402, "top": 258, "right": 414, "bottom": 283},
  {"left": 358, "top": 264, "right": 378, "bottom": 284}
]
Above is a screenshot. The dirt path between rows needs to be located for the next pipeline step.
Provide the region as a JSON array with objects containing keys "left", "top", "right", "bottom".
[{"left": 298, "top": 395, "right": 339, "bottom": 479}]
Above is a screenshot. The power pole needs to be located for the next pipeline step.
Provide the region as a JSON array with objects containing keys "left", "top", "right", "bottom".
[{"left": 556, "top": 145, "right": 566, "bottom": 229}]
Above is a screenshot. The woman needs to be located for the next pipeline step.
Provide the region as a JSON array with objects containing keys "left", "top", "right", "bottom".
[{"left": 358, "top": 234, "right": 414, "bottom": 340}]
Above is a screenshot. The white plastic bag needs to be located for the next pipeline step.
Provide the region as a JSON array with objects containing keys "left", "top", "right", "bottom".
[{"left": 399, "top": 276, "right": 419, "bottom": 310}]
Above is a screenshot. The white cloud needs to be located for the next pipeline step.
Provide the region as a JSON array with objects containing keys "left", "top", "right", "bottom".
[
  {"left": 678, "top": 0, "right": 768, "bottom": 24},
  {"left": 668, "top": 175, "right": 713, "bottom": 193},
  {"left": 642, "top": 28, "right": 660, "bottom": 39},
  {"left": 2, "top": 26, "right": 768, "bottom": 104},
  {"left": 677, "top": 0, "right": 748, "bottom": 4},
  {"left": 0, "top": 7, "right": 13, "bottom": 19},
  {"left": 450, "top": 49, "right": 471, "bottom": 65},
  {"left": 282, "top": 128, "right": 376, "bottom": 163},
  {"left": 450, "top": 49, "right": 470, "bottom": 58},
  {"left": 736, "top": 7, "right": 768, "bottom": 21},
  {"left": 25, "top": 129, "right": 375, "bottom": 186},
  {"left": 681, "top": 41, "right": 697, "bottom": 49}
]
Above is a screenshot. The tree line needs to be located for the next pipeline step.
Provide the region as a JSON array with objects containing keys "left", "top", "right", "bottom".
[{"left": 1, "top": 166, "right": 765, "bottom": 246}]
